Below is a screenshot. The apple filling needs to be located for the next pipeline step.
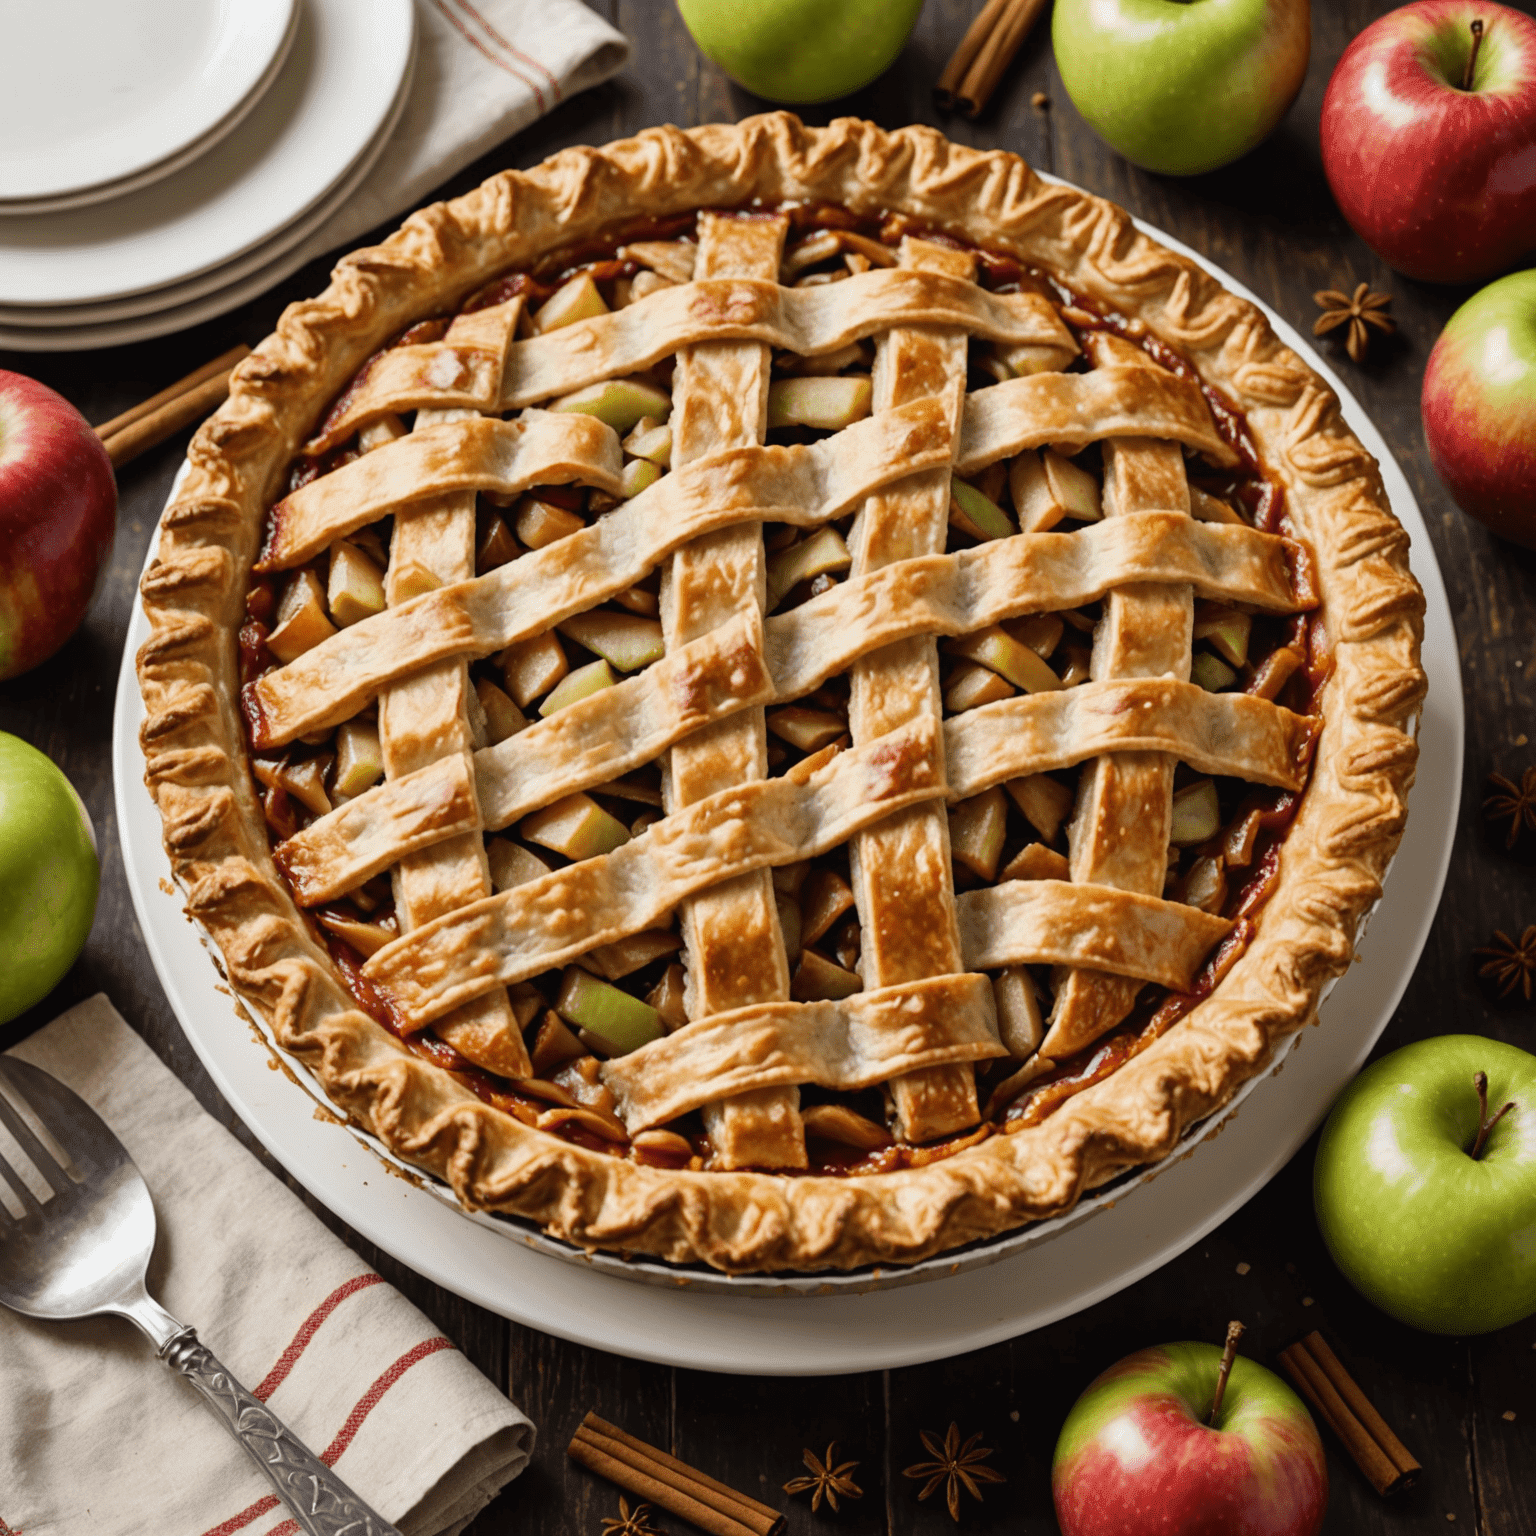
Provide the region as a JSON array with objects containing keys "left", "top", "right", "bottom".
[{"left": 239, "top": 203, "right": 1325, "bottom": 1176}]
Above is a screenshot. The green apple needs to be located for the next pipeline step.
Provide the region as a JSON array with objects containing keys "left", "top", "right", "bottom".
[
  {"left": 1314, "top": 1036, "right": 1536, "bottom": 1335},
  {"left": 0, "top": 733, "right": 99, "bottom": 1023},
  {"left": 676, "top": 0, "right": 925, "bottom": 104},
  {"left": 1053, "top": 0, "right": 1311, "bottom": 177}
]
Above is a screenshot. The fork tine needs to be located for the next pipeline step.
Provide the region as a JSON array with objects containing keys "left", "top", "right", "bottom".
[
  {"left": 0, "top": 1067, "right": 74, "bottom": 1197},
  {"left": 0, "top": 1142, "right": 44, "bottom": 1218}
]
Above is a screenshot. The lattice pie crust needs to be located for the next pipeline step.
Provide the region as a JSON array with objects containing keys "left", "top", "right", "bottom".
[{"left": 136, "top": 116, "right": 1424, "bottom": 1274}]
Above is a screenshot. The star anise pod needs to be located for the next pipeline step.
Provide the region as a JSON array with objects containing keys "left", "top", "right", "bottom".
[
  {"left": 1484, "top": 769, "right": 1536, "bottom": 850},
  {"left": 1313, "top": 282, "right": 1395, "bottom": 362},
  {"left": 903, "top": 1423, "right": 1005, "bottom": 1522},
  {"left": 600, "top": 1497, "right": 665, "bottom": 1536},
  {"left": 1475, "top": 927, "right": 1536, "bottom": 1000},
  {"left": 784, "top": 1442, "right": 863, "bottom": 1512}
]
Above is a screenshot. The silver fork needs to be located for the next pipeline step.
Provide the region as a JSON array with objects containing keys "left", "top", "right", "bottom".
[{"left": 0, "top": 1055, "right": 402, "bottom": 1536}]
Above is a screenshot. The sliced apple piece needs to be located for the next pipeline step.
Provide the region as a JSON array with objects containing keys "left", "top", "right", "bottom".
[
  {"left": 629, "top": 269, "right": 675, "bottom": 300},
  {"left": 800, "top": 1103, "right": 892, "bottom": 1151},
  {"left": 532, "top": 272, "right": 609, "bottom": 334},
  {"left": 947, "top": 625, "right": 1062, "bottom": 693},
  {"left": 622, "top": 417, "right": 673, "bottom": 466},
  {"left": 540, "top": 656, "right": 617, "bottom": 716},
  {"left": 528, "top": 1009, "right": 585, "bottom": 1076},
  {"left": 1248, "top": 646, "right": 1304, "bottom": 702},
  {"left": 326, "top": 542, "right": 387, "bottom": 628},
  {"left": 486, "top": 836, "right": 551, "bottom": 892},
  {"left": 800, "top": 867, "right": 855, "bottom": 945},
  {"left": 476, "top": 514, "right": 521, "bottom": 574},
  {"left": 791, "top": 948, "right": 863, "bottom": 1001},
  {"left": 949, "top": 786, "right": 1008, "bottom": 881},
  {"left": 347, "top": 525, "right": 389, "bottom": 567},
  {"left": 998, "top": 341, "right": 1075, "bottom": 377},
  {"left": 611, "top": 584, "right": 660, "bottom": 618},
  {"left": 618, "top": 240, "right": 697, "bottom": 283},
  {"left": 1170, "top": 778, "right": 1220, "bottom": 846},
  {"left": 999, "top": 841, "right": 1070, "bottom": 883},
  {"left": 522, "top": 792, "right": 630, "bottom": 860},
  {"left": 1225, "top": 808, "right": 1262, "bottom": 868},
  {"left": 555, "top": 967, "right": 662, "bottom": 1055},
  {"left": 267, "top": 570, "right": 337, "bottom": 663},
  {"left": 358, "top": 413, "right": 407, "bottom": 453},
  {"left": 1006, "top": 450, "right": 1055, "bottom": 535},
  {"left": 773, "top": 858, "right": 811, "bottom": 898},
  {"left": 590, "top": 928, "right": 682, "bottom": 980},
  {"left": 1193, "top": 603, "right": 1252, "bottom": 668},
  {"left": 944, "top": 662, "right": 1015, "bottom": 713},
  {"left": 275, "top": 755, "right": 332, "bottom": 817},
  {"left": 389, "top": 561, "right": 441, "bottom": 602},
  {"left": 550, "top": 377, "right": 672, "bottom": 433},
  {"left": 508, "top": 980, "right": 544, "bottom": 1030},
  {"left": 765, "top": 525, "right": 851, "bottom": 611},
  {"left": 501, "top": 629, "right": 568, "bottom": 708},
  {"left": 513, "top": 495, "right": 585, "bottom": 551},
  {"left": 767, "top": 375, "right": 872, "bottom": 430},
  {"left": 474, "top": 677, "right": 528, "bottom": 744},
  {"left": 315, "top": 908, "right": 397, "bottom": 958},
  {"left": 1179, "top": 854, "right": 1228, "bottom": 914},
  {"left": 558, "top": 610, "right": 665, "bottom": 672},
  {"left": 992, "top": 966, "right": 1044, "bottom": 1059},
  {"left": 621, "top": 457, "right": 661, "bottom": 499},
  {"left": 1192, "top": 487, "right": 1245, "bottom": 524},
  {"left": 766, "top": 705, "right": 847, "bottom": 753},
  {"left": 646, "top": 962, "right": 689, "bottom": 1031},
  {"left": 1057, "top": 645, "right": 1092, "bottom": 687},
  {"left": 776, "top": 894, "right": 803, "bottom": 965},
  {"left": 1006, "top": 613, "right": 1064, "bottom": 660},
  {"left": 949, "top": 478, "right": 1016, "bottom": 542},
  {"left": 1043, "top": 449, "right": 1102, "bottom": 522},
  {"left": 1191, "top": 651, "right": 1237, "bottom": 693},
  {"left": 1005, "top": 773, "right": 1075, "bottom": 844},
  {"left": 332, "top": 719, "right": 383, "bottom": 801}
]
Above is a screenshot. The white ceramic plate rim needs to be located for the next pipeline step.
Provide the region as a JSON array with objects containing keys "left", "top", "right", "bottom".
[
  {"left": 0, "top": 0, "right": 414, "bottom": 308},
  {"left": 0, "top": 9, "right": 302, "bottom": 220},
  {"left": 0, "top": 51, "right": 415, "bottom": 355},
  {"left": 0, "top": 0, "right": 298, "bottom": 203},
  {"left": 111, "top": 206, "right": 1460, "bottom": 1370}
]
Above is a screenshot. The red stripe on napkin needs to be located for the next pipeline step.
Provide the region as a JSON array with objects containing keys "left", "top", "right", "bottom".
[
  {"left": 0, "top": 1514, "right": 22, "bottom": 1534},
  {"left": 255, "top": 1274, "right": 384, "bottom": 1401},
  {"left": 431, "top": 0, "right": 547, "bottom": 110},
  {"left": 200, "top": 1336, "right": 455, "bottom": 1536},
  {"left": 450, "top": 0, "right": 562, "bottom": 99}
]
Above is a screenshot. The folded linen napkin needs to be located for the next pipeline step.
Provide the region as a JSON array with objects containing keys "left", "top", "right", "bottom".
[
  {"left": 293, "top": 0, "right": 630, "bottom": 269},
  {"left": 0, "top": 995, "right": 533, "bottom": 1536}
]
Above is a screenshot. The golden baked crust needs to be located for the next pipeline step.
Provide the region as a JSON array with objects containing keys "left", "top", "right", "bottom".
[{"left": 135, "top": 114, "right": 1424, "bottom": 1274}]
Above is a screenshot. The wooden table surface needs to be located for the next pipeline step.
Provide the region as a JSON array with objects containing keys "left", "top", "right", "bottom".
[{"left": 4, "top": 2, "right": 1535, "bottom": 1531}]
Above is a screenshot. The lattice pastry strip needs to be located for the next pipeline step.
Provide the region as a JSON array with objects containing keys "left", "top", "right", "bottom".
[
  {"left": 1044, "top": 334, "right": 1195, "bottom": 1062},
  {"left": 660, "top": 211, "right": 805, "bottom": 1170},
  {"left": 846, "top": 236, "right": 984, "bottom": 1143}
]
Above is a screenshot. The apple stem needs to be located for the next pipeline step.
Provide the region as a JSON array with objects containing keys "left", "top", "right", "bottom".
[
  {"left": 1461, "top": 18, "right": 1486, "bottom": 91},
  {"left": 1207, "top": 1320, "right": 1245, "bottom": 1427},
  {"left": 1470, "top": 1070, "right": 1515, "bottom": 1160}
]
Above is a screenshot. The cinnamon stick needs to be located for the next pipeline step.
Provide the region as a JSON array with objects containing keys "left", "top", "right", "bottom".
[
  {"left": 1278, "top": 1332, "right": 1420, "bottom": 1496},
  {"left": 935, "top": 0, "right": 1012, "bottom": 110},
  {"left": 955, "top": 0, "right": 1048, "bottom": 118},
  {"left": 568, "top": 1412, "right": 785, "bottom": 1536},
  {"left": 96, "top": 343, "right": 250, "bottom": 469}
]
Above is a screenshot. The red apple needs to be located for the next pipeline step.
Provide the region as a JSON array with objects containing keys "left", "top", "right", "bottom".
[
  {"left": 1422, "top": 268, "right": 1536, "bottom": 546},
  {"left": 0, "top": 370, "right": 116, "bottom": 682},
  {"left": 1320, "top": 1, "right": 1536, "bottom": 284},
  {"left": 1052, "top": 1332, "right": 1327, "bottom": 1536}
]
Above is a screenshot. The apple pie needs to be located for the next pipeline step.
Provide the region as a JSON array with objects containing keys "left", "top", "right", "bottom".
[{"left": 136, "top": 115, "right": 1424, "bottom": 1273}]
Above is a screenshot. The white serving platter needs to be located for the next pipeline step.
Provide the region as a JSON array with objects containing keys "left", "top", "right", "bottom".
[
  {"left": 0, "top": 0, "right": 298, "bottom": 211},
  {"left": 112, "top": 211, "right": 1461, "bottom": 1373},
  {"left": 0, "top": 0, "right": 414, "bottom": 310}
]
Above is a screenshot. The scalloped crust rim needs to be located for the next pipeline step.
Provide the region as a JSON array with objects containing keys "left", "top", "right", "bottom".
[{"left": 135, "top": 114, "right": 1426, "bottom": 1276}]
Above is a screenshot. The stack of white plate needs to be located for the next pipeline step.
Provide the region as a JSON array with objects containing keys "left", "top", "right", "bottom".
[{"left": 0, "top": 0, "right": 416, "bottom": 352}]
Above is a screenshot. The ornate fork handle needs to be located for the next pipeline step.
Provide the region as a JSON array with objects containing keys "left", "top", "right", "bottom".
[{"left": 162, "top": 1330, "right": 402, "bottom": 1536}]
